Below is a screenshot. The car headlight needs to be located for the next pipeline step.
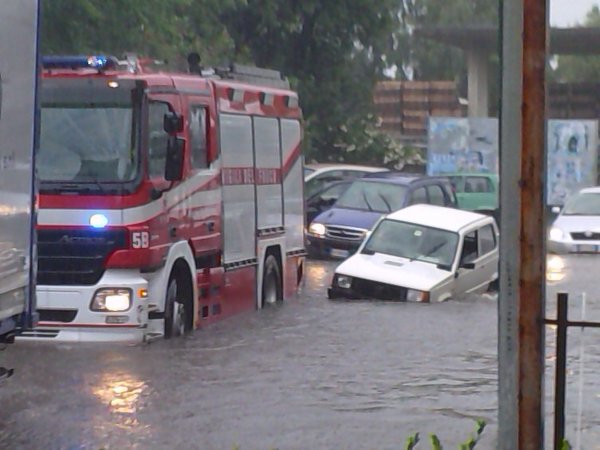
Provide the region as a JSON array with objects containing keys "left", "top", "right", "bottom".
[
  {"left": 549, "top": 227, "right": 564, "bottom": 241},
  {"left": 90, "top": 288, "right": 132, "bottom": 312},
  {"left": 336, "top": 274, "right": 353, "bottom": 289},
  {"left": 309, "top": 222, "right": 326, "bottom": 237},
  {"left": 406, "top": 289, "right": 430, "bottom": 302}
]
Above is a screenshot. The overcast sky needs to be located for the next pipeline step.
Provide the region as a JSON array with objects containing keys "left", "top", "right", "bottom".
[{"left": 550, "top": 0, "right": 599, "bottom": 26}]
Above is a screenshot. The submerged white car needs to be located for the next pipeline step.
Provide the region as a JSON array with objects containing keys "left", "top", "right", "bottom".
[
  {"left": 328, "top": 204, "right": 499, "bottom": 302},
  {"left": 548, "top": 187, "right": 600, "bottom": 253}
]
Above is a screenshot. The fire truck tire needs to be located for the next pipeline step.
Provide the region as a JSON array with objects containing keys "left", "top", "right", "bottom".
[
  {"left": 164, "top": 273, "right": 192, "bottom": 339},
  {"left": 262, "top": 254, "right": 282, "bottom": 307}
]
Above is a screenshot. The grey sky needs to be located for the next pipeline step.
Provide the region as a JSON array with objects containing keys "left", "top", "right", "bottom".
[{"left": 551, "top": 0, "right": 599, "bottom": 26}]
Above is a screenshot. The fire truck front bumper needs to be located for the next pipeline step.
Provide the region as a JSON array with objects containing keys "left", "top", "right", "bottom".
[{"left": 20, "top": 270, "right": 150, "bottom": 343}]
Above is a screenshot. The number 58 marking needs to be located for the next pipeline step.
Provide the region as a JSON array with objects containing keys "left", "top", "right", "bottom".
[{"left": 132, "top": 231, "right": 150, "bottom": 249}]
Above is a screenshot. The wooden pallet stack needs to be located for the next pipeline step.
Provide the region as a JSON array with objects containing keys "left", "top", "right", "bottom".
[
  {"left": 549, "top": 82, "right": 600, "bottom": 119},
  {"left": 373, "top": 80, "right": 466, "bottom": 141}
]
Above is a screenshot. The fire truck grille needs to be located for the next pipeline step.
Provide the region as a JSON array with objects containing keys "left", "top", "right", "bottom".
[{"left": 37, "top": 229, "right": 127, "bottom": 285}]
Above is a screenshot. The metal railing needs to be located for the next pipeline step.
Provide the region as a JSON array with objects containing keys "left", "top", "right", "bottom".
[{"left": 545, "top": 292, "right": 600, "bottom": 450}]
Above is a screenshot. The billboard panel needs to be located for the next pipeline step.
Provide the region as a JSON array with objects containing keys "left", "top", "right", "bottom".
[
  {"left": 547, "top": 119, "right": 598, "bottom": 206},
  {"left": 427, "top": 117, "right": 498, "bottom": 175}
]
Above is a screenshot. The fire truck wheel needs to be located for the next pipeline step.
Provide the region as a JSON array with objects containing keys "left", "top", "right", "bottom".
[
  {"left": 262, "top": 254, "right": 282, "bottom": 307},
  {"left": 164, "top": 274, "right": 191, "bottom": 339}
]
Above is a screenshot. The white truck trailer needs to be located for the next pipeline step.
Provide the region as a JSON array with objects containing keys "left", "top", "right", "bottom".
[{"left": 0, "top": 0, "right": 39, "bottom": 377}]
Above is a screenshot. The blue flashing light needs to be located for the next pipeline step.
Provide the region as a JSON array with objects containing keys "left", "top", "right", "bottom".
[
  {"left": 42, "top": 55, "right": 117, "bottom": 71},
  {"left": 87, "top": 55, "right": 108, "bottom": 68},
  {"left": 90, "top": 214, "right": 109, "bottom": 229}
]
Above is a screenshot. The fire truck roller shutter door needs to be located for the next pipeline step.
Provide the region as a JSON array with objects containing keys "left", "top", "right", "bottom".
[
  {"left": 254, "top": 117, "right": 283, "bottom": 230},
  {"left": 281, "top": 119, "right": 303, "bottom": 252}
]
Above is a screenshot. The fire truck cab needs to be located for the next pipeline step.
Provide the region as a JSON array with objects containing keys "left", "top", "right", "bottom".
[{"left": 25, "top": 55, "right": 305, "bottom": 342}]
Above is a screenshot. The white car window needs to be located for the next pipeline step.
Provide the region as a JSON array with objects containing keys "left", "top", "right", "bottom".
[
  {"left": 562, "top": 192, "right": 600, "bottom": 215},
  {"left": 461, "top": 231, "right": 479, "bottom": 264},
  {"left": 479, "top": 224, "right": 496, "bottom": 254}
]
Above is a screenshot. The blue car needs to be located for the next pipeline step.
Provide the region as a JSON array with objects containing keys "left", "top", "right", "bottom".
[{"left": 306, "top": 172, "right": 457, "bottom": 259}]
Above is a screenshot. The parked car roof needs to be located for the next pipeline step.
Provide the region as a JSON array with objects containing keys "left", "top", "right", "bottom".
[
  {"left": 444, "top": 172, "right": 498, "bottom": 179},
  {"left": 386, "top": 204, "right": 492, "bottom": 232},
  {"left": 304, "top": 163, "right": 388, "bottom": 181},
  {"left": 360, "top": 171, "right": 450, "bottom": 184}
]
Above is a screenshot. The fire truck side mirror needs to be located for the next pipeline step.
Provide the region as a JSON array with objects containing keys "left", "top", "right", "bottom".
[
  {"left": 165, "top": 136, "right": 184, "bottom": 181},
  {"left": 163, "top": 112, "right": 183, "bottom": 134}
]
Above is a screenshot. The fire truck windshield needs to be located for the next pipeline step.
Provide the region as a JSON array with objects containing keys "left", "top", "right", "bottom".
[{"left": 38, "top": 78, "right": 141, "bottom": 191}]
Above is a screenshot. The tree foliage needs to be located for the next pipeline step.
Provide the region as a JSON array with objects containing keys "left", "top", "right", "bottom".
[
  {"left": 217, "top": 0, "right": 401, "bottom": 162},
  {"left": 552, "top": 6, "right": 600, "bottom": 82},
  {"left": 41, "top": 0, "right": 235, "bottom": 67}
]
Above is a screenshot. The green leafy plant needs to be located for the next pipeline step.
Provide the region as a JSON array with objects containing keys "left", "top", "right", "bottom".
[
  {"left": 560, "top": 439, "right": 572, "bottom": 450},
  {"left": 404, "top": 419, "right": 486, "bottom": 449},
  {"left": 405, "top": 432, "right": 420, "bottom": 450}
]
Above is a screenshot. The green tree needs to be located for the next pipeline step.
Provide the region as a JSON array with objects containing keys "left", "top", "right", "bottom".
[
  {"left": 218, "top": 0, "right": 401, "bottom": 163},
  {"left": 40, "top": 0, "right": 232, "bottom": 64},
  {"left": 552, "top": 6, "right": 600, "bottom": 82}
]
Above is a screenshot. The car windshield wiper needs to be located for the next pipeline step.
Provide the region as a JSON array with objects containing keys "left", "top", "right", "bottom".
[
  {"left": 378, "top": 193, "right": 392, "bottom": 212},
  {"left": 87, "top": 176, "right": 107, "bottom": 194},
  {"left": 362, "top": 191, "right": 374, "bottom": 211},
  {"left": 50, "top": 178, "right": 107, "bottom": 195}
]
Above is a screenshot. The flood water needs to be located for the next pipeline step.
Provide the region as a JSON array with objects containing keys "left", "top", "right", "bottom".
[{"left": 1, "top": 256, "right": 599, "bottom": 449}]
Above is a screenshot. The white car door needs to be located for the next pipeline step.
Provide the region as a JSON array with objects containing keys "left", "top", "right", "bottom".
[
  {"left": 476, "top": 223, "right": 499, "bottom": 286},
  {"left": 454, "top": 223, "right": 498, "bottom": 296}
]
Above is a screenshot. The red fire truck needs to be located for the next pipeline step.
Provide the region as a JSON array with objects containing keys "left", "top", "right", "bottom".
[{"left": 24, "top": 54, "right": 305, "bottom": 342}]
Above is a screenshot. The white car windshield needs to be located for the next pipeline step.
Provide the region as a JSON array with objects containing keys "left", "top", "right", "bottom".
[
  {"left": 362, "top": 219, "right": 459, "bottom": 268},
  {"left": 335, "top": 180, "right": 407, "bottom": 212},
  {"left": 562, "top": 193, "right": 600, "bottom": 215}
]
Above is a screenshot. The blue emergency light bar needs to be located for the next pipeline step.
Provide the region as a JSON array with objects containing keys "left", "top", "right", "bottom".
[{"left": 42, "top": 55, "right": 118, "bottom": 71}]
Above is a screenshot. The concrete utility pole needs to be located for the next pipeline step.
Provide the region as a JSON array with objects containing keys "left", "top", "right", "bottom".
[{"left": 499, "top": 0, "right": 547, "bottom": 448}]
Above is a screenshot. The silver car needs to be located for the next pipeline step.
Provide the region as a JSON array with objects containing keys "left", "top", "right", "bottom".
[{"left": 548, "top": 187, "right": 600, "bottom": 253}]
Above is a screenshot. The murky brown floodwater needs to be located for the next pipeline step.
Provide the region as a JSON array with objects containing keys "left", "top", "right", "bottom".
[{"left": 1, "top": 256, "right": 599, "bottom": 449}]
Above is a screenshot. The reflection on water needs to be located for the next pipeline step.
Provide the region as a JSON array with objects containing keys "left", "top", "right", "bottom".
[
  {"left": 92, "top": 372, "right": 148, "bottom": 427},
  {"left": 304, "top": 259, "right": 335, "bottom": 289}
]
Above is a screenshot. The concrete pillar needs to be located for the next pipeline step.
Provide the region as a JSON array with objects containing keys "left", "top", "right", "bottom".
[{"left": 466, "top": 48, "right": 489, "bottom": 117}]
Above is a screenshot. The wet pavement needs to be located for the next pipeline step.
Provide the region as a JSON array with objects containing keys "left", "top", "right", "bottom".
[{"left": 0, "top": 256, "right": 598, "bottom": 449}]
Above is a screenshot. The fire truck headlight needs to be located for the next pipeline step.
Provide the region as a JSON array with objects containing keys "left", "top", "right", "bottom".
[
  {"left": 90, "top": 214, "right": 109, "bottom": 229},
  {"left": 91, "top": 288, "right": 132, "bottom": 312}
]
